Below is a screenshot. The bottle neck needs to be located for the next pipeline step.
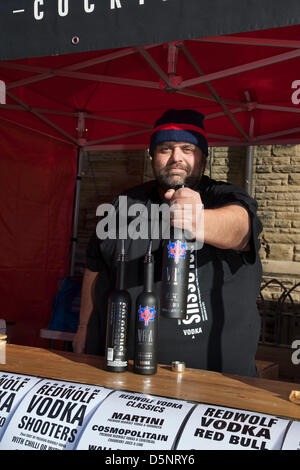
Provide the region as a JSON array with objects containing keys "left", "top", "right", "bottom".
[
  {"left": 116, "top": 254, "right": 125, "bottom": 290},
  {"left": 170, "top": 184, "right": 185, "bottom": 241},
  {"left": 144, "top": 255, "right": 154, "bottom": 293},
  {"left": 169, "top": 225, "right": 185, "bottom": 241}
]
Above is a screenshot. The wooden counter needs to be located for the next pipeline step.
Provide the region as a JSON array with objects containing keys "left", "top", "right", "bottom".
[{"left": 1, "top": 344, "right": 300, "bottom": 421}]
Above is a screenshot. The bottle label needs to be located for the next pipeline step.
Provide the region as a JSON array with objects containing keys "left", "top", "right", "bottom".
[
  {"left": 111, "top": 301, "right": 128, "bottom": 353},
  {"left": 106, "top": 300, "right": 129, "bottom": 369},
  {"left": 137, "top": 328, "right": 154, "bottom": 344},
  {"left": 138, "top": 305, "right": 156, "bottom": 326},
  {"left": 167, "top": 240, "right": 187, "bottom": 264},
  {"left": 107, "top": 347, "right": 114, "bottom": 361},
  {"left": 107, "top": 359, "right": 127, "bottom": 367}
]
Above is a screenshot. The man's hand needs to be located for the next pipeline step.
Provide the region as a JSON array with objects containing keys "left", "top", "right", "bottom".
[
  {"left": 72, "top": 324, "right": 88, "bottom": 354},
  {"left": 72, "top": 268, "right": 99, "bottom": 354},
  {"left": 164, "top": 187, "right": 204, "bottom": 240},
  {"left": 164, "top": 187, "right": 251, "bottom": 251}
]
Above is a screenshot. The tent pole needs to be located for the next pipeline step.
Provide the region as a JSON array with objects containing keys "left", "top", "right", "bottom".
[
  {"left": 245, "top": 145, "right": 254, "bottom": 196},
  {"left": 0, "top": 80, "right": 5, "bottom": 104},
  {"left": 244, "top": 93, "right": 255, "bottom": 196},
  {"left": 69, "top": 148, "right": 84, "bottom": 276}
]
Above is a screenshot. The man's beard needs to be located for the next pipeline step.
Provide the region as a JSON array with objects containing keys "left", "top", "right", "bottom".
[{"left": 154, "top": 163, "right": 203, "bottom": 190}]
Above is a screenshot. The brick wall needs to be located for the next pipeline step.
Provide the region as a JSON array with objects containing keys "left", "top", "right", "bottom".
[
  {"left": 253, "top": 145, "right": 300, "bottom": 309},
  {"left": 254, "top": 145, "right": 300, "bottom": 262}
]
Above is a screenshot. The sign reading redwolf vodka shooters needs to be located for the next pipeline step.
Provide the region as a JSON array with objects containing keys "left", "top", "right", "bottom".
[
  {"left": 0, "top": 378, "right": 113, "bottom": 450},
  {"left": 0, "top": 372, "right": 41, "bottom": 442},
  {"left": 176, "top": 404, "right": 290, "bottom": 450},
  {"left": 75, "top": 390, "right": 195, "bottom": 450}
]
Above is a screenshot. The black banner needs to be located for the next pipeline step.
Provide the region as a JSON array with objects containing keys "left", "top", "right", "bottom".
[{"left": 1, "top": 0, "right": 300, "bottom": 61}]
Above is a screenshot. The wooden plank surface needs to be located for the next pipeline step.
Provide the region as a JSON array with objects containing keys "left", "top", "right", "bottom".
[{"left": 1, "top": 344, "right": 300, "bottom": 420}]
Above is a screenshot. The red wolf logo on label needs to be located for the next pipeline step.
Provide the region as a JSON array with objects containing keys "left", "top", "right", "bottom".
[
  {"left": 167, "top": 240, "right": 187, "bottom": 264},
  {"left": 138, "top": 305, "right": 156, "bottom": 326}
]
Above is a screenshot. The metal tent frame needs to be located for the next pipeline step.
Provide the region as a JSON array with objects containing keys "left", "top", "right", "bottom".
[{"left": 2, "top": 33, "right": 300, "bottom": 273}]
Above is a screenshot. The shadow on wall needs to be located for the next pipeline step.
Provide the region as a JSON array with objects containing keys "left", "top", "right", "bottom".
[{"left": 206, "top": 147, "right": 247, "bottom": 190}]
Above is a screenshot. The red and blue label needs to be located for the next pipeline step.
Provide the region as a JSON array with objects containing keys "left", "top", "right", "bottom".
[
  {"left": 138, "top": 305, "right": 156, "bottom": 326},
  {"left": 167, "top": 240, "right": 187, "bottom": 264}
]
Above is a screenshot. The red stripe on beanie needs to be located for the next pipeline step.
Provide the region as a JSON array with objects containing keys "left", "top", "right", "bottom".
[{"left": 151, "top": 122, "right": 207, "bottom": 139}]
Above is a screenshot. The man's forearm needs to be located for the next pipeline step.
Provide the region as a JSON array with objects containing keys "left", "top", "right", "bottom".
[
  {"left": 202, "top": 205, "right": 251, "bottom": 251},
  {"left": 165, "top": 187, "right": 251, "bottom": 251},
  {"left": 78, "top": 268, "right": 99, "bottom": 328}
]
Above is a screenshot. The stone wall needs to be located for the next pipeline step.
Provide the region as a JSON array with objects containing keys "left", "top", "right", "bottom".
[
  {"left": 253, "top": 145, "right": 300, "bottom": 311},
  {"left": 254, "top": 145, "right": 300, "bottom": 261},
  {"left": 207, "top": 144, "right": 300, "bottom": 345}
]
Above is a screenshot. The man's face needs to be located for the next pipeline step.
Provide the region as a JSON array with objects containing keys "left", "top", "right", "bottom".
[{"left": 151, "top": 141, "right": 206, "bottom": 190}]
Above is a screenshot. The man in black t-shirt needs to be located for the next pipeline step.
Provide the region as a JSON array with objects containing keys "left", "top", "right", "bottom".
[{"left": 73, "top": 109, "right": 262, "bottom": 377}]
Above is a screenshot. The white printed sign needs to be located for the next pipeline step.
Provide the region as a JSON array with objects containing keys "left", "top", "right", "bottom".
[
  {"left": 176, "top": 404, "right": 290, "bottom": 450},
  {"left": 75, "top": 390, "right": 195, "bottom": 450},
  {"left": 281, "top": 421, "right": 300, "bottom": 450},
  {"left": 0, "top": 378, "right": 113, "bottom": 450},
  {"left": 0, "top": 372, "right": 41, "bottom": 441}
]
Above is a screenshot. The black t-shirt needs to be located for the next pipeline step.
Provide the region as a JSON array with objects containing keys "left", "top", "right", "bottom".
[{"left": 85, "top": 176, "right": 262, "bottom": 377}]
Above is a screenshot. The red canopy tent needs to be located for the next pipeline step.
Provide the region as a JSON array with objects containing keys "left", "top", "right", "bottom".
[
  {"left": 1, "top": 1, "right": 300, "bottom": 346},
  {"left": 2, "top": 29, "right": 300, "bottom": 149}
]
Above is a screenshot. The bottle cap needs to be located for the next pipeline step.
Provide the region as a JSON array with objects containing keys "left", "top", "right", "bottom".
[{"left": 171, "top": 361, "right": 186, "bottom": 372}]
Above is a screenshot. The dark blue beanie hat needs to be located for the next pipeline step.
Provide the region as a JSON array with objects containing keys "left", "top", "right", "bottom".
[{"left": 149, "top": 109, "right": 208, "bottom": 157}]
